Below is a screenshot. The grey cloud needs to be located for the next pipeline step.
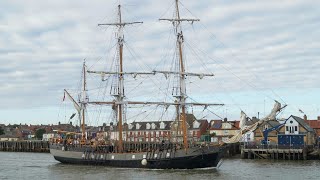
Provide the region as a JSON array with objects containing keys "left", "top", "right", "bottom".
[{"left": 0, "top": 0, "right": 319, "bottom": 123}]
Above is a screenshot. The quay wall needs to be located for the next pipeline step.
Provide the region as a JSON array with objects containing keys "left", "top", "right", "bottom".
[
  {"left": 0, "top": 141, "right": 50, "bottom": 153},
  {"left": 240, "top": 144, "right": 319, "bottom": 160}
]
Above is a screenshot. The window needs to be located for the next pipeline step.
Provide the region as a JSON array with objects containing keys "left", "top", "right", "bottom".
[
  {"left": 222, "top": 137, "right": 229, "bottom": 141},
  {"left": 246, "top": 134, "right": 251, "bottom": 141},
  {"left": 286, "top": 126, "right": 288, "bottom": 131},
  {"left": 160, "top": 122, "right": 165, "bottom": 129},
  {"left": 295, "top": 126, "right": 298, "bottom": 131},
  {"left": 211, "top": 137, "right": 218, "bottom": 143}
]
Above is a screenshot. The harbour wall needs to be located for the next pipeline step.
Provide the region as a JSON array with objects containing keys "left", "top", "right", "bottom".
[
  {"left": 240, "top": 144, "right": 320, "bottom": 160},
  {"left": 0, "top": 141, "right": 50, "bottom": 153}
]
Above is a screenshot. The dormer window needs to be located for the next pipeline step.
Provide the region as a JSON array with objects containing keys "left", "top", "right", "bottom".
[
  {"left": 146, "top": 123, "right": 150, "bottom": 130},
  {"left": 193, "top": 121, "right": 200, "bottom": 129},
  {"left": 160, "top": 122, "right": 165, "bottom": 129},
  {"left": 136, "top": 123, "right": 141, "bottom": 130},
  {"left": 151, "top": 123, "right": 156, "bottom": 129},
  {"left": 128, "top": 124, "right": 133, "bottom": 130}
]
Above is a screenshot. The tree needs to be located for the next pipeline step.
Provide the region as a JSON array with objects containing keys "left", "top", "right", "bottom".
[
  {"left": 0, "top": 127, "right": 4, "bottom": 135},
  {"left": 35, "top": 128, "right": 46, "bottom": 140},
  {"left": 210, "top": 132, "right": 216, "bottom": 137}
]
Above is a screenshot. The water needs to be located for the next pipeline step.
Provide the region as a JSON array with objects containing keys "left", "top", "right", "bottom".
[{"left": 0, "top": 152, "right": 319, "bottom": 180}]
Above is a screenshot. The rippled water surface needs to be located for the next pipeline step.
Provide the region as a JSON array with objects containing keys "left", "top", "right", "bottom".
[{"left": 0, "top": 152, "right": 320, "bottom": 180}]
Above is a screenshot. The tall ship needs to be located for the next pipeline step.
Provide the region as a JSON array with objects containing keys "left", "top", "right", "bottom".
[{"left": 50, "top": 0, "right": 225, "bottom": 169}]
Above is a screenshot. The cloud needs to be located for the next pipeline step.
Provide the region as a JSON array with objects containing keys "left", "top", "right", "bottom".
[{"left": 0, "top": 0, "right": 319, "bottom": 124}]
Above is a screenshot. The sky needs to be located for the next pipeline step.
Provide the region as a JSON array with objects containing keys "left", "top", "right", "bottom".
[{"left": 0, "top": 0, "right": 319, "bottom": 125}]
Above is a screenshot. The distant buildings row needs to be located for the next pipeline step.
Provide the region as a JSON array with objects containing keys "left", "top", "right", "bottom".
[{"left": 1, "top": 114, "right": 320, "bottom": 146}]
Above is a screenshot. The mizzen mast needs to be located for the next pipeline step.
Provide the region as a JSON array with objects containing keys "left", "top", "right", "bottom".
[
  {"left": 81, "top": 61, "right": 88, "bottom": 142},
  {"left": 98, "top": 5, "right": 143, "bottom": 153}
]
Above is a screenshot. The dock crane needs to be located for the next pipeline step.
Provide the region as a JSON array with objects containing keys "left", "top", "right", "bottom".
[{"left": 261, "top": 122, "right": 285, "bottom": 145}]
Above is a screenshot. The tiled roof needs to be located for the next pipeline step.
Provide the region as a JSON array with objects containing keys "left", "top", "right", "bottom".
[
  {"left": 291, "top": 115, "right": 314, "bottom": 132},
  {"left": 190, "top": 119, "right": 208, "bottom": 130},
  {"left": 304, "top": 120, "right": 320, "bottom": 129},
  {"left": 209, "top": 120, "right": 222, "bottom": 129}
]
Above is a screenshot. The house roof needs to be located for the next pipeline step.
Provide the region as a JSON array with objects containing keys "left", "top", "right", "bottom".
[
  {"left": 265, "top": 120, "right": 281, "bottom": 127},
  {"left": 190, "top": 119, "right": 208, "bottom": 130},
  {"left": 291, "top": 115, "right": 314, "bottom": 132},
  {"left": 245, "top": 117, "right": 259, "bottom": 126},
  {"left": 234, "top": 121, "right": 240, "bottom": 129},
  {"left": 209, "top": 120, "right": 240, "bottom": 130},
  {"left": 209, "top": 120, "right": 222, "bottom": 129},
  {"left": 185, "top": 113, "right": 197, "bottom": 125},
  {"left": 304, "top": 120, "right": 320, "bottom": 129}
]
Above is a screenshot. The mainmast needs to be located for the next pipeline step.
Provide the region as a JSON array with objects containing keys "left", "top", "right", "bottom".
[
  {"left": 98, "top": 5, "right": 143, "bottom": 152},
  {"left": 160, "top": 0, "right": 200, "bottom": 153}
]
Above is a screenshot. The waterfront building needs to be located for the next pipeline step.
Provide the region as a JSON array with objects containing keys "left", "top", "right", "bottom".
[
  {"left": 304, "top": 116, "right": 320, "bottom": 142},
  {"left": 209, "top": 119, "right": 240, "bottom": 144},
  {"left": 250, "top": 115, "right": 316, "bottom": 146}
]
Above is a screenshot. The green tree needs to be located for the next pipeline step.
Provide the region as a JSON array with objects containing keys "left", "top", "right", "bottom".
[
  {"left": 35, "top": 128, "right": 46, "bottom": 140},
  {"left": 0, "top": 127, "right": 4, "bottom": 135}
]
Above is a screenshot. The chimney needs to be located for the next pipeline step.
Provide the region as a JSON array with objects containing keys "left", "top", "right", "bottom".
[
  {"left": 303, "top": 114, "right": 307, "bottom": 121},
  {"left": 70, "top": 122, "right": 72, "bottom": 125},
  {"left": 318, "top": 116, "right": 320, "bottom": 121},
  {"left": 224, "top": 118, "right": 227, "bottom": 122}
]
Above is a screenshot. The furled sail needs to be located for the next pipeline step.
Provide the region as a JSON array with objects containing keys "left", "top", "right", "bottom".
[
  {"left": 239, "top": 111, "right": 247, "bottom": 130},
  {"left": 64, "top": 89, "right": 81, "bottom": 113},
  {"left": 223, "top": 111, "right": 247, "bottom": 144},
  {"left": 223, "top": 101, "right": 282, "bottom": 144},
  {"left": 260, "top": 100, "right": 281, "bottom": 122}
]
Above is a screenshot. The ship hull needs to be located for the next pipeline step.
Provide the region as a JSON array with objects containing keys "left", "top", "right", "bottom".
[{"left": 50, "top": 143, "right": 223, "bottom": 169}]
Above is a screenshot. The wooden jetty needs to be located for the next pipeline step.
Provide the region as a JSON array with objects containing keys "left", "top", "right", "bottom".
[
  {"left": 0, "top": 141, "right": 50, "bottom": 153},
  {"left": 241, "top": 144, "right": 312, "bottom": 160},
  {"left": 223, "top": 142, "right": 240, "bottom": 157}
]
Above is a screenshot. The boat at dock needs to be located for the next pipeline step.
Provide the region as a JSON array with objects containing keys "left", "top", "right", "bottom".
[{"left": 50, "top": 0, "right": 224, "bottom": 169}]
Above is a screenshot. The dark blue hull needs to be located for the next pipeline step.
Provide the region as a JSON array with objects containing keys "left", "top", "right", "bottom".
[{"left": 53, "top": 151, "right": 221, "bottom": 169}]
